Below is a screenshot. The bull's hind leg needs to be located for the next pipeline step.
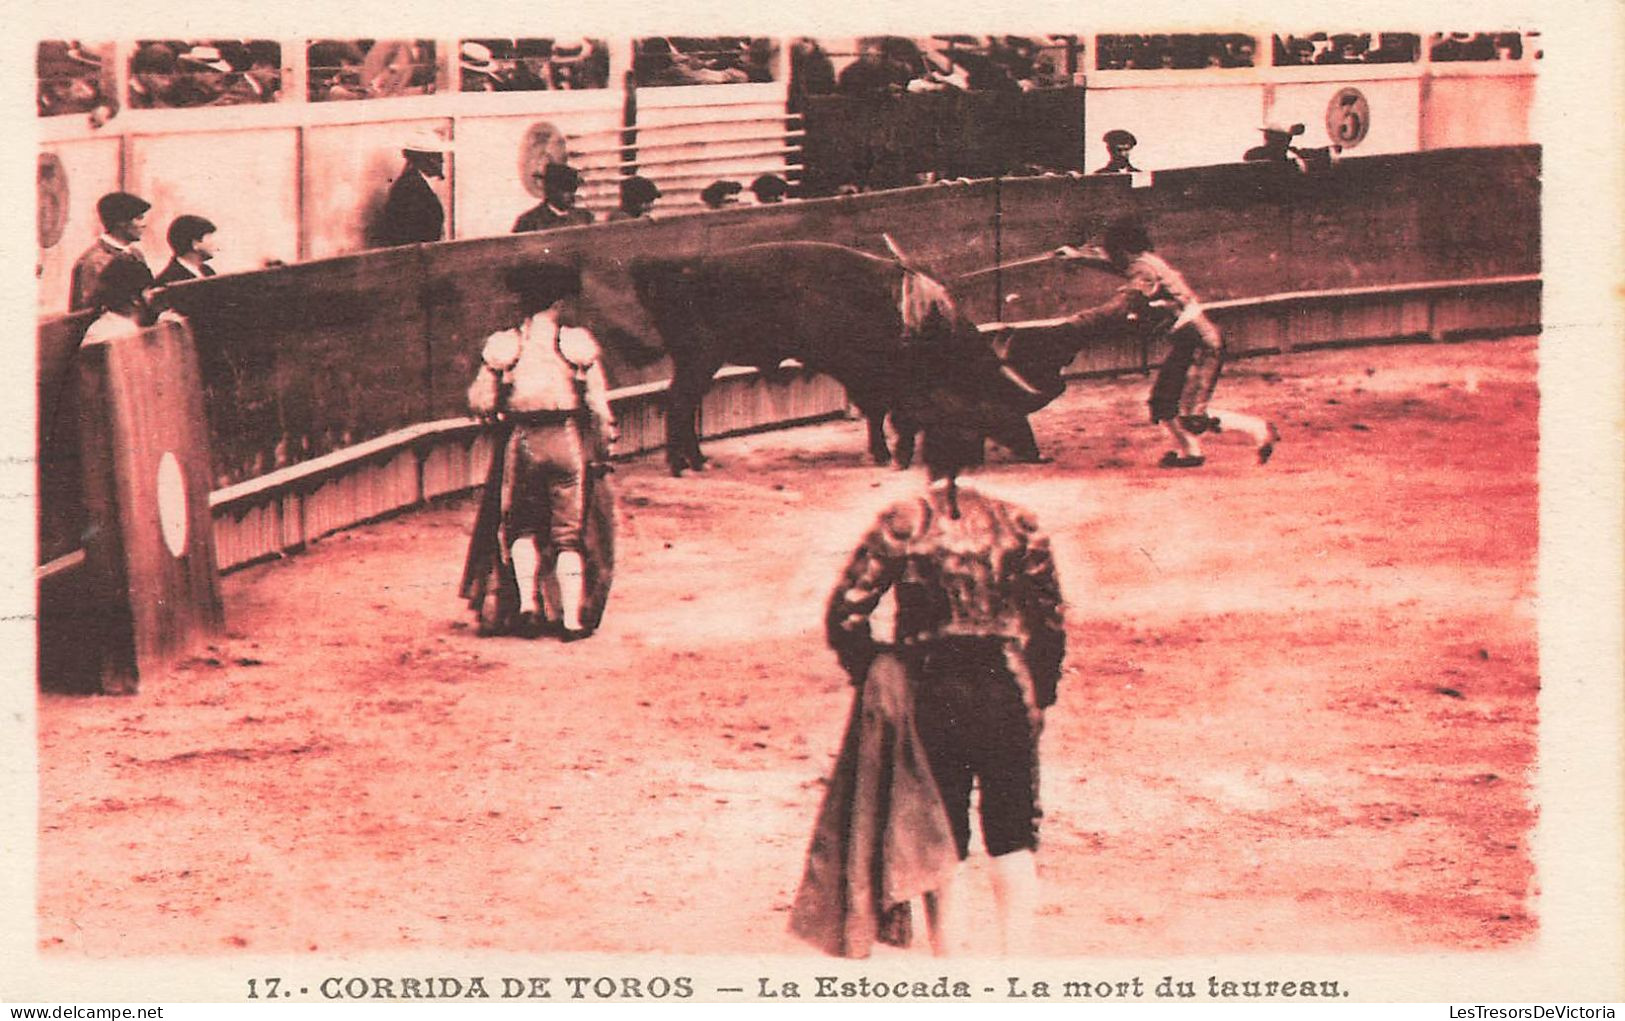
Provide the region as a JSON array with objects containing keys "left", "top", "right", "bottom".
[{"left": 665, "top": 363, "right": 716, "bottom": 476}]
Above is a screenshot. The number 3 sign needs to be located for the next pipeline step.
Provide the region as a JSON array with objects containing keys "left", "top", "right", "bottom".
[{"left": 1326, "top": 87, "right": 1371, "bottom": 149}]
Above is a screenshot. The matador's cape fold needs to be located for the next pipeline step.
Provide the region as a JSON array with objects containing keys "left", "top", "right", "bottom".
[{"left": 790, "top": 652, "right": 959, "bottom": 958}]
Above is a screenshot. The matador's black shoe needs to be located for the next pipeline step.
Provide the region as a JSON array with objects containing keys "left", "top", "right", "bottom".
[{"left": 1159, "top": 451, "right": 1206, "bottom": 469}]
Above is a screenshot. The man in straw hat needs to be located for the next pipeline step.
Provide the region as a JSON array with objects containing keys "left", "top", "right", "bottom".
[
  {"left": 514, "top": 162, "right": 594, "bottom": 233},
  {"left": 1244, "top": 120, "right": 1308, "bottom": 167},
  {"left": 813, "top": 422, "right": 1067, "bottom": 956},
  {"left": 378, "top": 129, "right": 451, "bottom": 246}
]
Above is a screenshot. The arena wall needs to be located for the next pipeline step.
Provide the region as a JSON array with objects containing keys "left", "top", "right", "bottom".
[{"left": 36, "top": 144, "right": 1542, "bottom": 689}]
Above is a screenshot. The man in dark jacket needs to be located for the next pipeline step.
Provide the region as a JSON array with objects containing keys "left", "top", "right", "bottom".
[
  {"left": 1093, "top": 128, "right": 1141, "bottom": 174},
  {"left": 378, "top": 131, "right": 450, "bottom": 246},
  {"left": 605, "top": 175, "right": 661, "bottom": 221},
  {"left": 69, "top": 191, "right": 151, "bottom": 312},
  {"left": 513, "top": 162, "right": 593, "bottom": 233},
  {"left": 155, "top": 214, "right": 218, "bottom": 284},
  {"left": 824, "top": 424, "right": 1066, "bottom": 955}
]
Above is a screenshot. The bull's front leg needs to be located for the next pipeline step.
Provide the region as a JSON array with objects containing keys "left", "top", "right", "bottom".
[{"left": 665, "top": 389, "right": 698, "bottom": 476}]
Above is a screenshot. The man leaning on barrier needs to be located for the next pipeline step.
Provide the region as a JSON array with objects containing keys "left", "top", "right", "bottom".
[{"left": 70, "top": 191, "right": 151, "bottom": 312}]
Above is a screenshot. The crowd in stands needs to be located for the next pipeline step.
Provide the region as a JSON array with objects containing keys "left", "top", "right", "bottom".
[
  {"left": 632, "top": 37, "right": 778, "bottom": 87},
  {"left": 790, "top": 35, "right": 1077, "bottom": 102},
  {"left": 1272, "top": 32, "right": 1421, "bottom": 66},
  {"left": 40, "top": 31, "right": 1536, "bottom": 122},
  {"left": 1094, "top": 33, "right": 1258, "bottom": 70},
  {"left": 459, "top": 39, "right": 610, "bottom": 92},
  {"left": 306, "top": 40, "right": 438, "bottom": 101},
  {"left": 128, "top": 39, "right": 283, "bottom": 108}
]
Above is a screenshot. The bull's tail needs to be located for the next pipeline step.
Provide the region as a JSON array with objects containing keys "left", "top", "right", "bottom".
[
  {"left": 882, "top": 233, "right": 960, "bottom": 340},
  {"left": 898, "top": 269, "right": 957, "bottom": 339}
]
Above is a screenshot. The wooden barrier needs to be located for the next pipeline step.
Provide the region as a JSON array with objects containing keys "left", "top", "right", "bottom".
[
  {"left": 98, "top": 146, "right": 1538, "bottom": 493},
  {"left": 42, "top": 318, "right": 224, "bottom": 694},
  {"left": 201, "top": 275, "right": 1538, "bottom": 573},
  {"left": 34, "top": 148, "right": 1544, "bottom": 673},
  {"left": 208, "top": 368, "right": 850, "bottom": 570}
]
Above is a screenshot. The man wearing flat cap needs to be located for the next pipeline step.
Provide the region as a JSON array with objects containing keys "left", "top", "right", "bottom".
[
  {"left": 514, "top": 162, "right": 594, "bottom": 233},
  {"left": 699, "top": 179, "right": 743, "bottom": 210},
  {"left": 606, "top": 175, "right": 661, "bottom": 221},
  {"left": 1094, "top": 129, "right": 1141, "bottom": 174},
  {"left": 70, "top": 190, "right": 151, "bottom": 312},
  {"left": 378, "top": 130, "right": 450, "bottom": 246}
]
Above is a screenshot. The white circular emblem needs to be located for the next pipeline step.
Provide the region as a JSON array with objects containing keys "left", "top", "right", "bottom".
[{"left": 157, "top": 451, "right": 189, "bottom": 557}]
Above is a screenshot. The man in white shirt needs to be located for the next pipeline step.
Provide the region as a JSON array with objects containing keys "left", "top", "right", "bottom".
[{"left": 80, "top": 257, "right": 158, "bottom": 346}]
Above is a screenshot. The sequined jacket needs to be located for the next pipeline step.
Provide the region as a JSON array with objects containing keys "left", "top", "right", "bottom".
[{"left": 825, "top": 483, "right": 1067, "bottom": 709}]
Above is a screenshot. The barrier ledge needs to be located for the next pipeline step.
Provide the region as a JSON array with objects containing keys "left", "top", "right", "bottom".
[{"left": 209, "top": 418, "right": 481, "bottom": 516}]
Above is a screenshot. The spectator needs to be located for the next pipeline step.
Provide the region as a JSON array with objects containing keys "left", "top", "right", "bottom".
[
  {"left": 308, "top": 40, "right": 366, "bottom": 101},
  {"left": 606, "top": 176, "right": 661, "bottom": 221},
  {"left": 461, "top": 42, "right": 501, "bottom": 91},
  {"left": 37, "top": 41, "right": 108, "bottom": 118},
  {"left": 1093, "top": 129, "right": 1141, "bottom": 174},
  {"left": 750, "top": 174, "right": 789, "bottom": 204},
  {"left": 513, "top": 163, "right": 593, "bottom": 233},
  {"left": 224, "top": 41, "right": 281, "bottom": 103},
  {"left": 168, "top": 45, "right": 232, "bottom": 107},
  {"left": 128, "top": 42, "right": 176, "bottom": 108},
  {"left": 836, "top": 37, "right": 920, "bottom": 95},
  {"left": 788, "top": 38, "right": 836, "bottom": 113},
  {"left": 699, "top": 180, "right": 743, "bottom": 210},
  {"left": 379, "top": 131, "right": 451, "bottom": 246},
  {"left": 81, "top": 256, "right": 159, "bottom": 345},
  {"left": 156, "top": 215, "right": 219, "bottom": 284},
  {"left": 1243, "top": 121, "right": 1308, "bottom": 167},
  {"left": 70, "top": 191, "right": 151, "bottom": 312}
]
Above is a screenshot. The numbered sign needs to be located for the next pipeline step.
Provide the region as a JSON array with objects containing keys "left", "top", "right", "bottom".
[{"left": 1326, "top": 87, "right": 1371, "bottom": 149}]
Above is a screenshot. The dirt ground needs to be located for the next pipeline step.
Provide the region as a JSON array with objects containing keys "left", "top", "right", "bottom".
[{"left": 36, "top": 336, "right": 1539, "bottom": 960}]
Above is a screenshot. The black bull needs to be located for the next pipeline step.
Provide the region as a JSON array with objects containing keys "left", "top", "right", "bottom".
[{"left": 625, "top": 241, "right": 1146, "bottom": 475}]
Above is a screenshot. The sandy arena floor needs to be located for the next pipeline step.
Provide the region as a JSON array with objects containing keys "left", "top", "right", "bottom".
[{"left": 36, "top": 336, "right": 1538, "bottom": 959}]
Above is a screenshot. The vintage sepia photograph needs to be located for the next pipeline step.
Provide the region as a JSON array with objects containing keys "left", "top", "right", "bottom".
[{"left": 7, "top": 0, "right": 1622, "bottom": 1007}]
